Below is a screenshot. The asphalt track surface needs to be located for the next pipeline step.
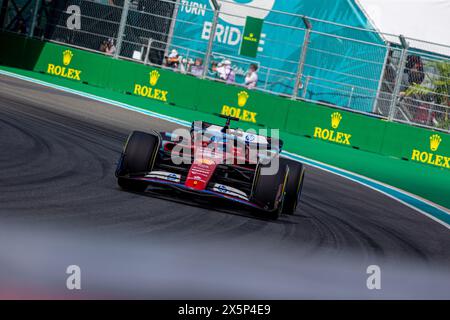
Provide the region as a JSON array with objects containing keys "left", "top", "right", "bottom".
[{"left": 0, "top": 74, "right": 449, "bottom": 298}]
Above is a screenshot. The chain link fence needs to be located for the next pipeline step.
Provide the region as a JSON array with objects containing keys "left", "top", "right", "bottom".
[
  {"left": 1, "top": 0, "right": 449, "bottom": 132},
  {"left": 390, "top": 39, "right": 450, "bottom": 131}
]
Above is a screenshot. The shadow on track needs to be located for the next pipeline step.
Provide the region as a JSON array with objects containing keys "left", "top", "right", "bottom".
[{"left": 119, "top": 185, "right": 303, "bottom": 225}]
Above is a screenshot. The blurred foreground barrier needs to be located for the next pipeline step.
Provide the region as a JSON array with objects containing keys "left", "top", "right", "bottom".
[{"left": 1, "top": 32, "right": 448, "bottom": 170}]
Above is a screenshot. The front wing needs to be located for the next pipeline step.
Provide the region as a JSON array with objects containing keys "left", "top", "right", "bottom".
[{"left": 120, "top": 171, "right": 270, "bottom": 211}]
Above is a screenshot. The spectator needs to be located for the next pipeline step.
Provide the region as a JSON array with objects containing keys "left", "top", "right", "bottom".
[
  {"left": 245, "top": 63, "right": 259, "bottom": 89},
  {"left": 208, "top": 61, "right": 219, "bottom": 78},
  {"left": 104, "top": 39, "right": 116, "bottom": 55},
  {"left": 408, "top": 60, "right": 425, "bottom": 86},
  {"left": 217, "top": 60, "right": 235, "bottom": 84},
  {"left": 413, "top": 95, "right": 434, "bottom": 125},
  {"left": 400, "top": 55, "right": 425, "bottom": 98},
  {"left": 165, "top": 49, "right": 180, "bottom": 69},
  {"left": 189, "top": 58, "right": 204, "bottom": 78},
  {"left": 179, "top": 57, "right": 188, "bottom": 73},
  {"left": 15, "top": 19, "right": 27, "bottom": 34},
  {"left": 99, "top": 40, "right": 108, "bottom": 53},
  {"left": 384, "top": 50, "right": 396, "bottom": 85}
]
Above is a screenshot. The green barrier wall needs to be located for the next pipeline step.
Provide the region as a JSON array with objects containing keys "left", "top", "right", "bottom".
[
  {"left": 1, "top": 32, "right": 449, "bottom": 172},
  {"left": 1, "top": 32, "right": 28, "bottom": 68},
  {"left": 284, "top": 99, "right": 388, "bottom": 153}
]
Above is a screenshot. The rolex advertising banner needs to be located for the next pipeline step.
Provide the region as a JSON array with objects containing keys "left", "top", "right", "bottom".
[
  {"left": 239, "top": 17, "right": 264, "bottom": 58},
  {"left": 381, "top": 123, "right": 449, "bottom": 170},
  {"left": 170, "top": 0, "right": 385, "bottom": 112},
  {"left": 284, "top": 99, "right": 387, "bottom": 152}
]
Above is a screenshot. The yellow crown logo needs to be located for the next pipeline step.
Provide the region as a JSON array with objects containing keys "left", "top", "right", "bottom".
[
  {"left": 62, "top": 50, "right": 73, "bottom": 66},
  {"left": 149, "top": 70, "right": 160, "bottom": 86},
  {"left": 430, "top": 134, "right": 442, "bottom": 152},
  {"left": 237, "top": 91, "right": 249, "bottom": 107},
  {"left": 331, "top": 112, "right": 343, "bottom": 129}
]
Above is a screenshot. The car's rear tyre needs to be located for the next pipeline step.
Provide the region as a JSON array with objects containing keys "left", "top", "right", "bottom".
[
  {"left": 280, "top": 158, "right": 305, "bottom": 215},
  {"left": 116, "top": 131, "right": 160, "bottom": 192},
  {"left": 251, "top": 158, "right": 289, "bottom": 220}
]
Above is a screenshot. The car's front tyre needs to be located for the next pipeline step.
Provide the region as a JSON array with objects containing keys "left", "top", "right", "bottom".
[
  {"left": 116, "top": 131, "right": 161, "bottom": 192},
  {"left": 280, "top": 158, "right": 305, "bottom": 215},
  {"left": 251, "top": 158, "right": 289, "bottom": 220}
]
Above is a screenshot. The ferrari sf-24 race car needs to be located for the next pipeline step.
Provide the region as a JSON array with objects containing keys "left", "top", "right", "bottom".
[{"left": 116, "top": 116, "right": 305, "bottom": 219}]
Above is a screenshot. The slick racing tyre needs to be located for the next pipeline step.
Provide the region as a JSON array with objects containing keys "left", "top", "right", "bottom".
[
  {"left": 251, "top": 158, "right": 289, "bottom": 220},
  {"left": 116, "top": 131, "right": 160, "bottom": 192},
  {"left": 280, "top": 158, "right": 305, "bottom": 215}
]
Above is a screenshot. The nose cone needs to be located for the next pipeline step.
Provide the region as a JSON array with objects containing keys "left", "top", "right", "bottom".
[{"left": 185, "top": 159, "right": 217, "bottom": 191}]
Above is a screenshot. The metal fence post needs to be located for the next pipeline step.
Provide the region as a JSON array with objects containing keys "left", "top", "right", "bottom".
[
  {"left": 114, "top": 0, "right": 130, "bottom": 59},
  {"left": 372, "top": 43, "right": 391, "bottom": 113},
  {"left": 144, "top": 38, "right": 153, "bottom": 65},
  {"left": 302, "top": 75, "right": 311, "bottom": 98},
  {"left": 388, "top": 36, "right": 409, "bottom": 121},
  {"left": 292, "top": 17, "right": 312, "bottom": 100},
  {"left": 202, "top": 2, "right": 220, "bottom": 79},
  {"left": 28, "top": 0, "right": 40, "bottom": 38},
  {"left": 347, "top": 86, "right": 355, "bottom": 108}
]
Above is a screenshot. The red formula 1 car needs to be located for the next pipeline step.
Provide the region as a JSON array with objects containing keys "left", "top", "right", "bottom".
[{"left": 116, "top": 116, "right": 305, "bottom": 219}]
